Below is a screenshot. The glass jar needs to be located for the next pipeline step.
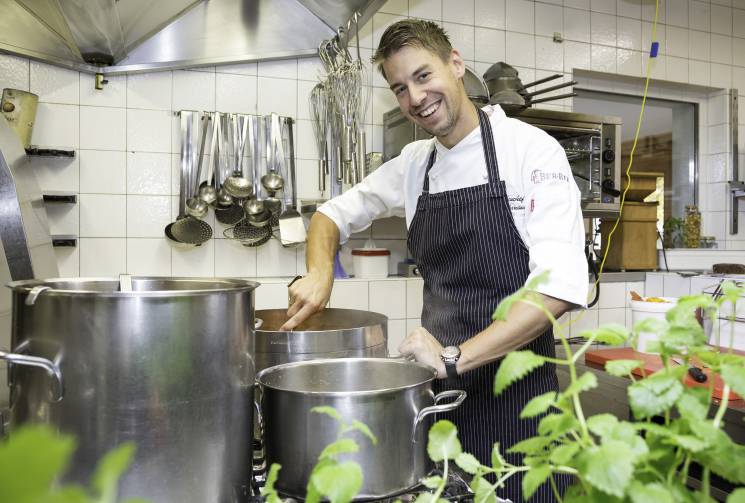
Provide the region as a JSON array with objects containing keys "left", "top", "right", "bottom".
[{"left": 684, "top": 205, "right": 701, "bottom": 248}]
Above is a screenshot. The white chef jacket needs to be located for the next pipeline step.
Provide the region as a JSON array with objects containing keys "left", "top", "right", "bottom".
[{"left": 318, "top": 104, "right": 588, "bottom": 307}]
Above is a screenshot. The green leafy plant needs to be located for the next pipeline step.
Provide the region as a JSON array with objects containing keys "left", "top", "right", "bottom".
[
  {"left": 0, "top": 424, "right": 147, "bottom": 503},
  {"left": 663, "top": 217, "right": 684, "bottom": 249},
  {"left": 260, "top": 406, "right": 377, "bottom": 503}
]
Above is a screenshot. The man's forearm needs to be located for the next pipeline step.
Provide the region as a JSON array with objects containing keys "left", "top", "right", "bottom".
[
  {"left": 457, "top": 293, "right": 572, "bottom": 374},
  {"left": 306, "top": 212, "right": 341, "bottom": 277}
]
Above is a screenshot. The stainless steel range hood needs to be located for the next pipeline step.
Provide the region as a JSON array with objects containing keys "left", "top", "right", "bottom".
[{"left": 0, "top": 0, "right": 383, "bottom": 75}]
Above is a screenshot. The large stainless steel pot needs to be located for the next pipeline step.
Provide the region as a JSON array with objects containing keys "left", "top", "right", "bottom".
[
  {"left": 256, "top": 358, "right": 466, "bottom": 499},
  {"left": 254, "top": 308, "right": 388, "bottom": 372},
  {"left": 0, "top": 277, "right": 259, "bottom": 503}
]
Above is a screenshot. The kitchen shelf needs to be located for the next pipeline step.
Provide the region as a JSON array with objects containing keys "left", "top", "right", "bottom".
[
  {"left": 730, "top": 181, "right": 745, "bottom": 234},
  {"left": 51, "top": 235, "right": 77, "bottom": 248},
  {"left": 25, "top": 147, "right": 76, "bottom": 158},
  {"left": 43, "top": 192, "right": 77, "bottom": 204}
]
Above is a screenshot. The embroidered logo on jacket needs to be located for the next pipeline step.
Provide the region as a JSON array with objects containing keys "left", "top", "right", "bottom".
[{"left": 530, "top": 169, "right": 570, "bottom": 184}]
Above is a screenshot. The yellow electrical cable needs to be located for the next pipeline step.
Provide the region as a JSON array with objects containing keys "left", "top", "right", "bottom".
[{"left": 565, "top": 0, "right": 660, "bottom": 331}]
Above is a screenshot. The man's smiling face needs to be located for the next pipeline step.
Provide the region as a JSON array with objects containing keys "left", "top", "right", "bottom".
[{"left": 383, "top": 45, "right": 468, "bottom": 143}]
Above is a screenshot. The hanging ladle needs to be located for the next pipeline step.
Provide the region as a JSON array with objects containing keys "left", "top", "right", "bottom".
[
  {"left": 223, "top": 114, "right": 254, "bottom": 199},
  {"left": 261, "top": 113, "right": 285, "bottom": 194},
  {"left": 185, "top": 112, "right": 210, "bottom": 218},
  {"left": 198, "top": 113, "right": 219, "bottom": 206}
]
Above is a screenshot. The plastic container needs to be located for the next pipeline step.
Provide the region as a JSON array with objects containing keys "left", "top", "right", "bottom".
[
  {"left": 630, "top": 297, "right": 678, "bottom": 353},
  {"left": 352, "top": 248, "right": 390, "bottom": 279}
]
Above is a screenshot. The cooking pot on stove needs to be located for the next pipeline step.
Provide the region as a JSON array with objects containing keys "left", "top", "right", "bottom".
[
  {"left": 1, "top": 277, "right": 258, "bottom": 503},
  {"left": 256, "top": 358, "right": 466, "bottom": 499}
]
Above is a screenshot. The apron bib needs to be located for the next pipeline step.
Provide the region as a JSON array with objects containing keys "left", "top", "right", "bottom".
[{"left": 407, "top": 108, "right": 569, "bottom": 502}]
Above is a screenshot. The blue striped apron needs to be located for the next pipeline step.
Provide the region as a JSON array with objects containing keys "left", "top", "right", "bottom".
[{"left": 407, "top": 108, "right": 569, "bottom": 502}]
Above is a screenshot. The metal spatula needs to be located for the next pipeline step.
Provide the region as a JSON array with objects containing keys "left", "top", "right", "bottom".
[{"left": 278, "top": 117, "right": 306, "bottom": 246}]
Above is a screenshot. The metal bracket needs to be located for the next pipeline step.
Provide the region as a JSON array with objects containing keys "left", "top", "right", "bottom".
[
  {"left": 731, "top": 181, "right": 745, "bottom": 234},
  {"left": 729, "top": 89, "right": 741, "bottom": 234}
]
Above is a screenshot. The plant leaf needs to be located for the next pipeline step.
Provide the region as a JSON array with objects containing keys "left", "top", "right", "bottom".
[
  {"left": 427, "top": 420, "right": 462, "bottom": 462},
  {"left": 492, "top": 289, "right": 525, "bottom": 321},
  {"left": 455, "top": 452, "right": 482, "bottom": 475},
  {"left": 311, "top": 406, "right": 343, "bottom": 422},
  {"left": 507, "top": 436, "right": 550, "bottom": 455},
  {"left": 491, "top": 443, "right": 504, "bottom": 471},
  {"left": 0, "top": 425, "right": 76, "bottom": 503},
  {"left": 520, "top": 391, "right": 557, "bottom": 419},
  {"left": 562, "top": 372, "right": 598, "bottom": 398},
  {"left": 318, "top": 438, "right": 359, "bottom": 461},
  {"left": 576, "top": 441, "right": 634, "bottom": 497},
  {"left": 605, "top": 359, "right": 643, "bottom": 377},
  {"left": 727, "top": 488, "right": 745, "bottom": 503},
  {"left": 310, "top": 461, "right": 363, "bottom": 503},
  {"left": 628, "top": 374, "right": 684, "bottom": 419},
  {"left": 720, "top": 364, "right": 745, "bottom": 399},
  {"left": 663, "top": 435, "right": 708, "bottom": 453},
  {"left": 420, "top": 475, "right": 443, "bottom": 489},
  {"left": 628, "top": 481, "right": 675, "bottom": 503},
  {"left": 538, "top": 413, "right": 579, "bottom": 438},
  {"left": 579, "top": 324, "right": 630, "bottom": 345},
  {"left": 493, "top": 351, "right": 546, "bottom": 396},
  {"left": 350, "top": 420, "right": 378, "bottom": 446},
  {"left": 472, "top": 476, "right": 498, "bottom": 503},
  {"left": 91, "top": 442, "right": 136, "bottom": 503},
  {"left": 586, "top": 414, "right": 619, "bottom": 439},
  {"left": 522, "top": 465, "right": 552, "bottom": 500},
  {"left": 719, "top": 281, "right": 743, "bottom": 306},
  {"left": 260, "top": 464, "right": 283, "bottom": 503},
  {"left": 676, "top": 388, "right": 710, "bottom": 421},
  {"left": 549, "top": 443, "right": 580, "bottom": 466},
  {"left": 413, "top": 493, "right": 435, "bottom": 503}
]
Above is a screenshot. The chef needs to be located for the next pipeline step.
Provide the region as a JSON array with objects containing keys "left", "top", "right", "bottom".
[{"left": 282, "top": 19, "right": 587, "bottom": 502}]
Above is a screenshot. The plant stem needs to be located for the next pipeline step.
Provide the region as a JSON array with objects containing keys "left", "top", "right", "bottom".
[
  {"left": 431, "top": 457, "right": 448, "bottom": 502},
  {"left": 702, "top": 466, "right": 711, "bottom": 497},
  {"left": 549, "top": 474, "right": 563, "bottom": 503},
  {"left": 712, "top": 383, "right": 730, "bottom": 428},
  {"left": 680, "top": 454, "right": 692, "bottom": 484}
]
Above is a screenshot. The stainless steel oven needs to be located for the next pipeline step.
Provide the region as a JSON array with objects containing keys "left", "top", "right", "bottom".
[{"left": 383, "top": 107, "right": 622, "bottom": 218}]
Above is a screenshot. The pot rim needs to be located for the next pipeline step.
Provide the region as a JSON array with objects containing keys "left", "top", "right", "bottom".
[
  {"left": 7, "top": 276, "right": 260, "bottom": 297},
  {"left": 256, "top": 357, "right": 437, "bottom": 395}
]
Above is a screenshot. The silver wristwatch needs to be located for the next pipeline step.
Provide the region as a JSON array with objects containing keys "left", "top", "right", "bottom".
[{"left": 440, "top": 346, "right": 461, "bottom": 379}]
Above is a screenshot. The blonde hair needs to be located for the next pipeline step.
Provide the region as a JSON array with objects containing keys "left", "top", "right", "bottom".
[{"left": 372, "top": 19, "right": 452, "bottom": 79}]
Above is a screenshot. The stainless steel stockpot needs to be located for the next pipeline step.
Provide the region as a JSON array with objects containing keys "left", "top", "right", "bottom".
[
  {"left": 256, "top": 358, "right": 466, "bottom": 499},
  {"left": 1, "top": 277, "right": 259, "bottom": 503},
  {"left": 254, "top": 308, "right": 388, "bottom": 372}
]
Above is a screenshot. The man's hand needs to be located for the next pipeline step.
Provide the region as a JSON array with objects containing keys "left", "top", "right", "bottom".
[
  {"left": 398, "top": 327, "right": 446, "bottom": 378},
  {"left": 280, "top": 271, "right": 333, "bottom": 330}
]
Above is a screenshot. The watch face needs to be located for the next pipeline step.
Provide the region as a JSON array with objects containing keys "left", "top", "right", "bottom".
[{"left": 441, "top": 346, "right": 460, "bottom": 359}]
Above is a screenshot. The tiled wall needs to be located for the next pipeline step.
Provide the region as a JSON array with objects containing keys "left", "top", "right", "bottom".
[{"left": 1, "top": 0, "right": 744, "bottom": 327}]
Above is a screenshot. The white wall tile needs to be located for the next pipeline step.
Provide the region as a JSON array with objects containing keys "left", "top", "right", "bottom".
[
  {"left": 80, "top": 194, "right": 126, "bottom": 237},
  {"left": 591, "top": 12, "right": 618, "bottom": 45},
  {"left": 689, "top": 30, "right": 711, "bottom": 61},
  {"left": 666, "top": 56, "right": 689, "bottom": 82},
  {"left": 172, "top": 70, "right": 215, "bottom": 112},
  {"left": 217, "top": 62, "right": 258, "bottom": 76},
  {"left": 387, "top": 319, "right": 407, "bottom": 355},
  {"left": 444, "top": 23, "right": 475, "bottom": 62},
  {"left": 663, "top": 274, "right": 692, "bottom": 297},
  {"left": 80, "top": 150, "right": 126, "bottom": 194},
  {"left": 599, "top": 307, "right": 626, "bottom": 327},
  {"left": 689, "top": 0, "right": 711, "bottom": 32},
  {"left": 617, "top": 49, "right": 642, "bottom": 76},
  {"left": 127, "top": 72, "right": 172, "bottom": 110},
  {"left": 536, "top": 37, "right": 564, "bottom": 72},
  {"left": 214, "top": 239, "right": 257, "bottom": 277},
  {"left": 255, "top": 282, "right": 289, "bottom": 310},
  {"left": 591, "top": 45, "right": 617, "bottom": 72},
  {"left": 373, "top": 13, "right": 406, "bottom": 50},
  {"left": 256, "top": 238, "right": 297, "bottom": 277},
  {"left": 710, "top": 34, "right": 733, "bottom": 65},
  {"left": 566, "top": 0, "right": 591, "bottom": 10},
  {"left": 618, "top": 0, "right": 642, "bottom": 18},
  {"left": 126, "top": 238, "right": 172, "bottom": 276},
  {"left": 30, "top": 62, "right": 78, "bottom": 104},
  {"left": 257, "top": 60, "right": 298, "bottom": 80},
  {"left": 592, "top": 0, "right": 616, "bottom": 15},
  {"left": 257, "top": 77, "right": 297, "bottom": 117},
  {"left": 31, "top": 103, "right": 79, "bottom": 148},
  {"left": 506, "top": 0, "right": 535, "bottom": 34},
  {"left": 215, "top": 73, "right": 257, "bottom": 114},
  {"left": 564, "top": 41, "right": 592, "bottom": 72},
  {"left": 443, "top": 0, "right": 475, "bottom": 25},
  {"left": 642, "top": 0, "right": 665, "bottom": 24},
  {"left": 536, "top": 3, "right": 564, "bottom": 38},
  {"left": 127, "top": 195, "right": 171, "bottom": 237},
  {"left": 645, "top": 273, "right": 664, "bottom": 297},
  {"left": 666, "top": 26, "right": 689, "bottom": 58},
  {"left": 30, "top": 155, "right": 78, "bottom": 193},
  {"left": 506, "top": 32, "right": 535, "bottom": 67},
  {"left": 127, "top": 152, "right": 171, "bottom": 195},
  {"left": 55, "top": 246, "right": 79, "bottom": 277},
  {"left": 625, "top": 281, "right": 646, "bottom": 306},
  {"left": 369, "top": 279, "right": 406, "bottom": 319},
  {"left": 570, "top": 308, "right": 600, "bottom": 334},
  {"left": 734, "top": 8, "right": 745, "bottom": 38},
  {"left": 564, "top": 8, "right": 591, "bottom": 43},
  {"left": 80, "top": 74, "right": 126, "bottom": 108},
  {"left": 667, "top": 0, "right": 689, "bottom": 28},
  {"left": 297, "top": 58, "right": 324, "bottom": 82},
  {"left": 406, "top": 278, "right": 424, "bottom": 318},
  {"left": 711, "top": 4, "right": 733, "bottom": 35},
  {"left": 0, "top": 54, "right": 29, "bottom": 90},
  {"left": 79, "top": 238, "right": 126, "bottom": 276},
  {"left": 734, "top": 38, "right": 745, "bottom": 66},
  {"left": 711, "top": 63, "right": 732, "bottom": 88},
  {"left": 127, "top": 109, "right": 171, "bottom": 152},
  {"left": 475, "top": 28, "right": 506, "bottom": 63},
  {"left": 475, "top": 0, "right": 505, "bottom": 29},
  {"left": 171, "top": 239, "right": 214, "bottom": 277},
  {"left": 330, "top": 280, "right": 369, "bottom": 310},
  {"left": 617, "top": 17, "right": 642, "bottom": 51},
  {"left": 80, "top": 107, "right": 126, "bottom": 150},
  {"left": 45, "top": 202, "right": 78, "bottom": 236},
  {"left": 599, "top": 281, "right": 627, "bottom": 308}
]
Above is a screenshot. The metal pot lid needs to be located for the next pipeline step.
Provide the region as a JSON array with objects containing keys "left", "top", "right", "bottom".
[
  {"left": 7, "top": 277, "right": 260, "bottom": 297},
  {"left": 256, "top": 357, "right": 437, "bottom": 395},
  {"left": 255, "top": 308, "right": 387, "bottom": 353}
]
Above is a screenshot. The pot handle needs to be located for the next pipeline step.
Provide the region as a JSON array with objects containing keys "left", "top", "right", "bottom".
[
  {"left": 414, "top": 389, "right": 467, "bottom": 428},
  {"left": 255, "top": 318, "right": 263, "bottom": 330},
  {"left": 25, "top": 285, "right": 51, "bottom": 306},
  {"left": 0, "top": 350, "right": 64, "bottom": 402}
]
